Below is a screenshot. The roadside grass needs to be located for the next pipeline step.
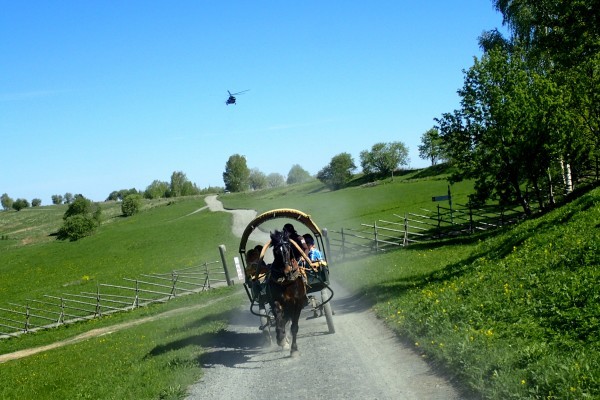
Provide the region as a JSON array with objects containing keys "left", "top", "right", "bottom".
[
  {"left": 0, "top": 196, "right": 239, "bottom": 306},
  {"left": 336, "top": 187, "right": 600, "bottom": 399},
  {"left": 0, "top": 286, "right": 245, "bottom": 400}
]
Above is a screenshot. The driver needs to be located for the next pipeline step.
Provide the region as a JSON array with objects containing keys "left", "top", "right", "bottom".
[{"left": 282, "top": 223, "right": 309, "bottom": 261}]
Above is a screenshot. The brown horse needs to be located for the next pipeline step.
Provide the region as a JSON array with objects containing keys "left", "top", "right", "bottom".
[{"left": 268, "top": 229, "right": 307, "bottom": 356}]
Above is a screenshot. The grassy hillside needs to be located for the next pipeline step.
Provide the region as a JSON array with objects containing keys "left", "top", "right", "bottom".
[
  {"left": 335, "top": 187, "right": 600, "bottom": 398},
  {"left": 1, "top": 168, "right": 597, "bottom": 399},
  {"left": 221, "top": 168, "right": 475, "bottom": 229},
  {"left": 0, "top": 196, "right": 240, "bottom": 306}
]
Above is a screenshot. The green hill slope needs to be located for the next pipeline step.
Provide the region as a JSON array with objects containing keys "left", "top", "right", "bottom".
[
  {"left": 339, "top": 186, "right": 600, "bottom": 399},
  {"left": 0, "top": 196, "right": 240, "bottom": 306}
]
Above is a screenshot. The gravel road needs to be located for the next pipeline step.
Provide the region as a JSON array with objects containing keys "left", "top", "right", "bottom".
[{"left": 186, "top": 196, "right": 467, "bottom": 400}]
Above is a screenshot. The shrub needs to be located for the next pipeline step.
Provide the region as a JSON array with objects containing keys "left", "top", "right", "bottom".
[
  {"left": 121, "top": 194, "right": 142, "bottom": 216},
  {"left": 57, "top": 215, "right": 98, "bottom": 241},
  {"left": 12, "top": 198, "right": 30, "bottom": 211},
  {"left": 57, "top": 195, "right": 101, "bottom": 241}
]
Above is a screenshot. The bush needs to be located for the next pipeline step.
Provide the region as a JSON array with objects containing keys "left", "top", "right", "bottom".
[
  {"left": 57, "top": 195, "right": 101, "bottom": 241},
  {"left": 121, "top": 194, "right": 142, "bottom": 216},
  {"left": 12, "top": 198, "right": 30, "bottom": 211},
  {"left": 57, "top": 215, "right": 98, "bottom": 241}
]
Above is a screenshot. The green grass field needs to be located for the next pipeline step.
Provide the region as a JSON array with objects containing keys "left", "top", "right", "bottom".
[{"left": 1, "top": 169, "right": 598, "bottom": 399}]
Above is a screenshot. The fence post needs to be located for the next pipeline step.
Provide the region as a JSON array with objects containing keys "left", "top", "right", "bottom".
[
  {"left": 171, "top": 272, "right": 178, "bottom": 297},
  {"left": 403, "top": 213, "right": 408, "bottom": 246},
  {"left": 203, "top": 262, "right": 211, "bottom": 290},
  {"left": 469, "top": 205, "right": 474, "bottom": 234},
  {"left": 373, "top": 222, "right": 379, "bottom": 252},
  {"left": 341, "top": 228, "right": 346, "bottom": 261},
  {"left": 219, "top": 245, "right": 232, "bottom": 286},
  {"left": 134, "top": 280, "right": 139, "bottom": 308},
  {"left": 25, "top": 304, "right": 30, "bottom": 332},
  {"left": 322, "top": 228, "right": 332, "bottom": 263},
  {"left": 95, "top": 286, "right": 101, "bottom": 317},
  {"left": 58, "top": 297, "right": 65, "bottom": 324}
]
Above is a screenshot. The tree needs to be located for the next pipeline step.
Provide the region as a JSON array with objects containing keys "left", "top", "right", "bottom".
[
  {"left": 436, "top": 45, "right": 569, "bottom": 214},
  {"left": 51, "top": 194, "right": 63, "bottom": 205},
  {"left": 492, "top": 0, "right": 600, "bottom": 69},
  {"left": 169, "top": 171, "right": 188, "bottom": 197},
  {"left": 491, "top": 0, "right": 599, "bottom": 185},
  {"left": 418, "top": 128, "right": 446, "bottom": 166},
  {"left": 31, "top": 198, "right": 42, "bottom": 207},
  {"left": 12, "top": 198, "right": 30, "bottom": 211},
  {"left": 286, "top": 164, "right": 312, "bottom": 185},
  {"left": 359, "top": 141, "right": 409, "bottom": 178},
  {"left": 248, "top": 168, "right": 268, "bottom": 190},
  {"left": 223, "top": 154, "right": 250, "bottom": 192},
  {"left": 267, "top": 173, "right": 286, "bottom": 188},
  {"left": 1, "top": 193, "right": 13, "bottom": 211},
  {"left": 121, "top": 194, "right": 142, "bottom": 216},
  {"left": 64, "top": 192, "right": 74, "bottom": 204},
  {"left": 58, "top": 195, "right": 101, "bottom": 241},
  {"left": 144, "top": 180, "right": 169, "bottom": 199},
  {"left": 317, "top": 152, "right": 356, "bottom": 190}
]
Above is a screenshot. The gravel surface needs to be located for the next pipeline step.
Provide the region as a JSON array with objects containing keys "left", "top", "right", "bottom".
[{"left": 186, "top": 196, "right": 468, "bottom": 400}]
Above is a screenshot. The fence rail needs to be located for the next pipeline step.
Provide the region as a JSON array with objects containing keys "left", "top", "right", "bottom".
[
  {"left": 0, "top": 258, "right": 230, "bottom": 340},
  {"left": 328, "top": 202, "right": 531, "bottom": 260}
]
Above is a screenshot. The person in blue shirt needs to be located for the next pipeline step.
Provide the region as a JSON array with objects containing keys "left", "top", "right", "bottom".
[{"left": 302, "top": 233, "right": 323, "bottom": 263}]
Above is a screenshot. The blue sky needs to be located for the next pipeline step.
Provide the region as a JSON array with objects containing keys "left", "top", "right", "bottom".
[{"left": 1, "top": 1, "right": 505, "bottom": 203}]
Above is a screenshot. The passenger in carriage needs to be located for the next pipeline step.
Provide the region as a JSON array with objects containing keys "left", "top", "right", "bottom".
[
  {"left": 302, "top": 233, "right": 323, "bottom": 263},
  {"left": 283, "top": 223, "right": 309, "bottom": 260},
  {"left": 246, "top": 246, "right": 269, "bottom": 278}
]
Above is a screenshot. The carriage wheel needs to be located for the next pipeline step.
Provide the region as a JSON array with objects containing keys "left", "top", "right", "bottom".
[
  {"left": 259, "top": 307, "right": 272, "bottom": 346},
  {"left": 321, "top": 289, "right": 335, "bottom": 334}
]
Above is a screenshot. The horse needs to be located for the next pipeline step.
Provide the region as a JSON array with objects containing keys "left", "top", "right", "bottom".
[{"left": 268, "top": 229, "right": 307, "bottom": 356}]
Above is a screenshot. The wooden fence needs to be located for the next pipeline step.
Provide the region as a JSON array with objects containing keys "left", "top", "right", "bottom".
[
  {"left": 0, "top": 259, "right": 229, "bottom": 340},
  {"left": 327, "top": 203, "right": 527, "bottom": 261}
]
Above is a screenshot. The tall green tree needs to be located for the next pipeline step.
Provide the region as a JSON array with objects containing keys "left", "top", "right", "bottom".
[
  {"left": 223, "top": 154, "right": 250, "bottom": 192},
  {"left": 359, "top": 142, "right": 409, "bottom": 178},
  {"left": 418, "top": 128, "right": 446, "bottom": 166},
  {"left": 248, "top": 168, "right": 267, "bottom": 190},
  {"left": 317, "top": 152, "right": 356, "bottom": 190},
  {"left": 492, "top": 0, "right": 599, "bottom": 181},
  {"left": 286, "top": 164, "right": 312, "bottom": 185},
  {"left": 436, "top": 45, "right": 569, "bottom": 213},
  {"left": 169, "top": 171, "right": 188, "bottom": 197},
  {"left": 1, "top": 193, "right": 13, "bottom": 211},
  {"left": 267, "top": 173, "right": 286, "bottom": 188},
  {"left": 51, "top": 194, "right": 63, "bottom": 205},
  {"left": 64, "top": 192, "right": 74, "bottom": 204},
  {"left": 144, "top": 180, "right": 169, "bottom": 199}
]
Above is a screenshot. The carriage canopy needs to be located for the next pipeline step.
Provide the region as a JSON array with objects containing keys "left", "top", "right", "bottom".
[{"left": 238, "top": 208, "right": 322, "bottom": 254}]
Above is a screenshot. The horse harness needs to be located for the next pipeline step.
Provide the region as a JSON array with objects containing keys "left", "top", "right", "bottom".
[{"left": 272, "top": 239, "right": 307, "bottom": 285}]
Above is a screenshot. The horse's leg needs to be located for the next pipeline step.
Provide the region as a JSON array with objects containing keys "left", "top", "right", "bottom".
[
  {"left": 288, "top": 304, "right": 299, "bottom": 356},
  {"left": 273, "top": 301, "right": 288, "bottom": 347}
]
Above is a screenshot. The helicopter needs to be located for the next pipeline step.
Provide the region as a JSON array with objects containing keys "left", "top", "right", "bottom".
[{"left": 225, "top": 89, "right": 249, "bottom": 105}]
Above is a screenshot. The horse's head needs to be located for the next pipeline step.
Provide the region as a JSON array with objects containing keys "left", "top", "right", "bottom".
[{"left": 270, "top": 229, "right": 293, "bottom": 273}]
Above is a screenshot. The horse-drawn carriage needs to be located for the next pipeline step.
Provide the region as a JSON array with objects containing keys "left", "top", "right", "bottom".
[{"left": 238, "top": 208, "right": 335, "bottom": 354}]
